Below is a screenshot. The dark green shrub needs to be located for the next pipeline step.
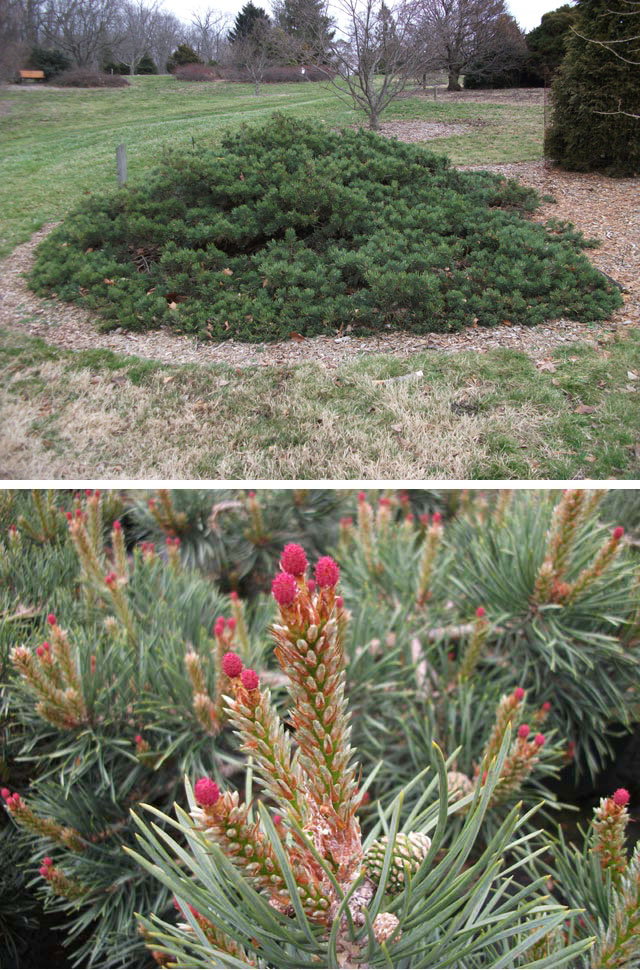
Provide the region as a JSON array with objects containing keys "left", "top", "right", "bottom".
[
  {"left": 166, "top": 44, "right": 203, "bottom": 73},
  {"left": 136, "top": 53, "right": 157, "bottom": 75},
  {"left": 102, "top": 58, "right": 130, "bottom": 75},
  {"left": 27, "top": 46, "right": 71, "bottom": 81},
  {"left": 524, "top": 3, "right": 579, "bottom": 86},
  {"left": 462, "top": 13, "right": 529, "bottom": 89},
  {"left": 545, "top": 0, "right": 640, "bottom": 175},
  {"left": 29, "top": 114, "right": 622, "bottom": 342}
]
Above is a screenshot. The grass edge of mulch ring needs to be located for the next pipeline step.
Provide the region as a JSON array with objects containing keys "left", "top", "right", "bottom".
[{"left": 0, "top": 326, "right": 639, "bottom": 481}]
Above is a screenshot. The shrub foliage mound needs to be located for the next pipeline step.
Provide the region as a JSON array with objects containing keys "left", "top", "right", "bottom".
[{"left": 30, "top": 115, "right": 622, "bottom": 342}]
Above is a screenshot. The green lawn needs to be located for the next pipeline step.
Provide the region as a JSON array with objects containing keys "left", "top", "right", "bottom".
[{"left": 0, "top": 76, "right": 544, "bottom": 259}]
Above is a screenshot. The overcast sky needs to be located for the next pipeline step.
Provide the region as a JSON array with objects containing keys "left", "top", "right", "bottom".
[{"left": 163, "top": 0, "right": 568, "bottom": 35}]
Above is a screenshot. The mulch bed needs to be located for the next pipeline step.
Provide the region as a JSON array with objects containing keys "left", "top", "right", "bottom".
[{"left": 1, "top": 158, "right": 637, "bottom": 371}]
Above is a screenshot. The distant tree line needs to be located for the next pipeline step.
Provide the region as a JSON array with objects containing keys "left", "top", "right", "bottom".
[
  {"left": 1, "top": 0, "right": 635, "bottom": 174},
  {"left": 0, "top": 0, "right": 578, "bottom": 85},
  {"left": 0, "top": 0, "right": 232, "bottom": 79}
]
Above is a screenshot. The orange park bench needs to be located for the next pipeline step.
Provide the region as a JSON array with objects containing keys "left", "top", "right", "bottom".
[{"left": 19, "top": 70, "right": 45, "bottom": 82}]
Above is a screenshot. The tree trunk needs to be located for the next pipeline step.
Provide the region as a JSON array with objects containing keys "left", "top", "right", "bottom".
[
  {"left": 368, "top": 110, "right": 380, "bottom": 131},
  {"left": 447, "top": 69, "right": 461, "bottom": 91},
  {"left": 254, "top": 80, "right": 259, "bottom": 95}
]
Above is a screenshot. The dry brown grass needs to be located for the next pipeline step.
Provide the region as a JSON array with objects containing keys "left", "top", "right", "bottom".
[{"left": 0, "top": 354, "right": 549, "bottom": 480}]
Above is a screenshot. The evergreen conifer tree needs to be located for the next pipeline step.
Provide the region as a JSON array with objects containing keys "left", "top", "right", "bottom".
[
  {"left": 545, "top": 0, "right": 640, "bottom": 175},
  {"left": 166, "top": 44, "right": 203, "bottom": 72},
  {"left": 273, "top": 0, "right": 335, "bottom": 60},
  {"left": 228, "top": 2, "right": 271, "bottom": 43},
  {"left": 524, "top": 3, "right": 579, "bottom": 84}
]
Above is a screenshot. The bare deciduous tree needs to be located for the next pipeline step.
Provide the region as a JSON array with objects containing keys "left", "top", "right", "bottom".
[
  {"left": 114, "top": 0, "right": 162, "bottom": 74},
  {"left": 0, "top": 0, "right": 28, "bottom": 78},
  {"left": 41, "top": 0, "right": 122, "bottom": 67},
  {"left": 413, "top": 0, "right": 510, "bottom": 91},
  {"left": 190, "top": 6, "right": 229, "bottom": 62},
  {"left": 306, "top": 0, "right": 423, "bottom": 130},
  {"left": 226, "top": 17, "right": 275, "bottom": 93},
  {"left": 147, "top": 9, "right": 183, "bottom": 73}
]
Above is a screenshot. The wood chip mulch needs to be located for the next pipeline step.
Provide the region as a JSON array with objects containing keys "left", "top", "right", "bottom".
[{"left": 1, "top": 159, "right": 638, "bottom": 371}]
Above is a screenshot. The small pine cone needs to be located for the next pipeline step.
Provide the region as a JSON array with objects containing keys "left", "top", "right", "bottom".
[
  {"left": 447, "top": 770, "right": 474, "bottom": 801},
  {"left": 373, "top": 911, "right": 401, "bottom": 945},
  {"left": 364, "top": 832, "right": 431, "bottom": 894}
]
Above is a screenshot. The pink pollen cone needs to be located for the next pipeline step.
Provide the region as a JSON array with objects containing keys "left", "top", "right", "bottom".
[
  {"left": 194, "top": 777, "right": 220, "bottom": 807},
  {"left": 518, "top": 724, "right": 530, "bottom": 739},
  {"left": 280, "top": 543, "right": 308, "bottom": 577},
  {"left": 272, "top": 572, "right": 298, "bottom": 606},
  {"left": 613, "top": 788, "right": 630, "bottom": 807},
  {"left": 476, "top": 607, "right": 486, "bottom": 618},
  {"left": 222, "top": 652, "right": 243, "bottom": 678},
  {"left": 514, "top": 687, "right": 525, "bottom": 701},
  {"left": 613, "top": 526, "right": 624, "bottom": 541},
  {"left": 534, "top": 733, "right": 546, "bottom": 747},
  {"left": 315, "top": 556, "right": 340, "bottom": 588},
  {"left": 542, "top": 701, "right": 551, "bottom": 712},
  {"left": 47, "top": 613, "right": 57, "bottom": 626},
  {"left": 241, "top": 669, "right": 259, "bottom": 691}
]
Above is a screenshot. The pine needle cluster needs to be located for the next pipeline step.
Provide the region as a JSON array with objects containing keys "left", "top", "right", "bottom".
[{"left": 1, "top": 488, "right": 638, "bottom": 968}]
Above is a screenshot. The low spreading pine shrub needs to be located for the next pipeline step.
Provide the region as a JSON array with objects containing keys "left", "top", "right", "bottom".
[
  {"left": 52, "top": 70, "right": 130, "bottom": 88},
  {"left": 29, "top": 114, "right": 621, "bottom": 343}
]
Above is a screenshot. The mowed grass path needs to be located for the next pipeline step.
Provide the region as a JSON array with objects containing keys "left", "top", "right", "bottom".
[{"left": 0, "top": 76, "right": 544, "bottom": 258}]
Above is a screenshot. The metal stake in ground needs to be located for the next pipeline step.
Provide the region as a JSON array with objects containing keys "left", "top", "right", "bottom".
[{"left": 116, "top": 144, "right": 127, "bottom": 187}]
